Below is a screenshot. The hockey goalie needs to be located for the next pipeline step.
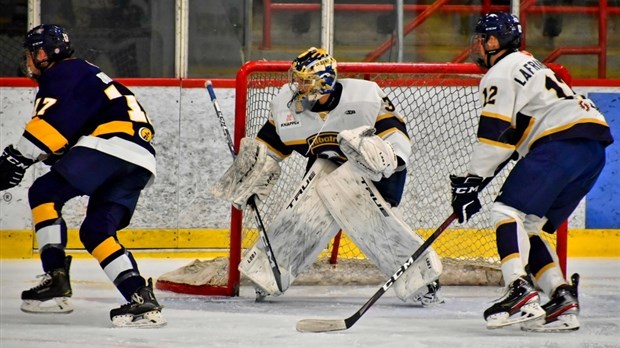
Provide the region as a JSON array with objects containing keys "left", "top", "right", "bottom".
[{"left": 212, "top": 47, "right": 443, "bottom": 305}]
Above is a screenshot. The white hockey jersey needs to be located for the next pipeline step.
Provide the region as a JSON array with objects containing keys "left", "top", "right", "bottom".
[
  {"left": 468, "top": 51, "right": 613, "bottom": 177},
  {"left": 257, "top": 78, "right": 411, "bottom": 167}
]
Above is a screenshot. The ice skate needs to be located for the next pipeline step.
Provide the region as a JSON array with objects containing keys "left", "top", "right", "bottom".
[
  {"left": 21, "top": 256, "right": 73, "bottom": 314},
  {"left": 411, "top": 280, "right": 445, "bottom": 306},
  {"left": 255, "top": 287, "right": 269, "bottom": 303},
  {"left": 110, "top": 278, "right": 166, "bottom": 328},
  {"left": 484, "top": 277, "right": 545, "bottom": 329},
  {"left": 522, "top": 273, "right": 580, "bottom": 332}
]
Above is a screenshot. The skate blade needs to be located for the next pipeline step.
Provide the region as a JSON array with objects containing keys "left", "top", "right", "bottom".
[
  {"left": 521, "top": 314, "right": 580, "bottom": 332},
  {"left": 112, "top": 310, "right": 167, "bottom": 328},
  {"left": 486, "top": 302, "right": 545, "bottom": 329},
  {"left": 21, "top": 297, "right": 73, "bottom": 314}
]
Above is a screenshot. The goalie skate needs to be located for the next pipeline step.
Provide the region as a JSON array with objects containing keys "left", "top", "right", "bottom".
[
  {"left": 484, "top": 277, "right": 545, "bottom": 329},
  {"left": 21, "top": 256, "right": 73, "bottom": 314},
  {"left": 110, "top": 278, "right": 166, "bottom": 328},
  {"left": 254, "top": 287, "right": 269, "bottom": 303},
  {"left": 410, "top": 280, "right": 445, "bottom": 307}
]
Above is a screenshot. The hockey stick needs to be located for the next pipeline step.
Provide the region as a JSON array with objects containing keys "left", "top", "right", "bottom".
[
  {"left": 205, "top": 81, "right": 286, "bottom": 293},
  {"left": 296, "top": 166, "right": 507, "bottom": 333}
]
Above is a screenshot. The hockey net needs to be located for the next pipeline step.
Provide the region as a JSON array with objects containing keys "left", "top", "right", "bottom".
[{"left": 156, "top": 62, "right": 570, "bottom": 296}]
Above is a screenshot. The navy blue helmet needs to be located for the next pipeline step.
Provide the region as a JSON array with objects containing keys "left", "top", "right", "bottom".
[
  {"left": 24, "top": 24, "right": 74, "bottom": 62},
  {"left": 474, "top": 12, "right": 522, "bottom": 52}
]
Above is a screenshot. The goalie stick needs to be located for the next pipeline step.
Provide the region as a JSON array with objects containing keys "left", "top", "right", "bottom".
[
  {"left": 206, "top": 80, "right": 286, "bottom": 293},
  {"left": 296, "top": 164, "right": 508, "bottom": 333}
]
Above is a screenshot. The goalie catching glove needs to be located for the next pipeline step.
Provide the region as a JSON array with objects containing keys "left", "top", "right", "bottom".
[
  {"left": 211, "top": 138, "right": 281, "bottom": 210},
  {"left": 337, "top": 126, "right": 398, "bottom": 181},
  {"left": 0, "top": 145, "right": 35, "bottom": 191},
  {"left": 450, "top": 175, "right": 483, "bottom": 223}
]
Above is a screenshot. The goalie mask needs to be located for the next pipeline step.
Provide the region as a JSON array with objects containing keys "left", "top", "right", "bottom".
[
  {"left": 470, "top": 12, "right": 521, "bottom": 69},
  {"left": 288, "top": 47, "right": 337, "bottom": 113},
  {"left": 22, "top": 24, "right": 74, "bottom": 79}
]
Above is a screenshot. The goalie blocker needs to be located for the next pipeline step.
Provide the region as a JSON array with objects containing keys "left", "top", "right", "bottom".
[{"left": 238, "top": 158, "right": 442, "bottom": 302}]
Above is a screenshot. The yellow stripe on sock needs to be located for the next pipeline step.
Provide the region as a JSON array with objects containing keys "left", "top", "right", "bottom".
[
  {"left": 32, "top": 203, "right": 59, "bottom": 225},
  {"left": 92, "top": 237, "right": 122, "bottom": 263}
]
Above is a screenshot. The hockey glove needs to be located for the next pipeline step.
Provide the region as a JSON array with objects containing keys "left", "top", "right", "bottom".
[
  {"left": 450, "top": 174, "right": 483, "bottom": 223},
  {"left": 0, "top": 145, "right": 35, "bottom": 191}
]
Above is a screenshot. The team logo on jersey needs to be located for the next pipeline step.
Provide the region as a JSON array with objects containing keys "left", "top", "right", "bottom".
[
  {"left": 280, "top": 113, "right": 300, "bottom": 128},
  {"left": 345, "top": 110, "right": 356, "bottom": 115},
  {"left": 307, "top": 132, "right": 342, "bottom": 157},
  {"left": 139, "top": 127, "right": 153, "bottom": 142}
]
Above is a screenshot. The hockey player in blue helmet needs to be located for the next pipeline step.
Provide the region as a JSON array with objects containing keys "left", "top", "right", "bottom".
[
  {"left": 1, "top": 24, "right": 165, "bottom": 327},
  {"left": 22, "top": 24, "right": 74, "bottom": 80},
  {"left": 470, "top": 12, "right": 522, "bottom": 69},
  {"left": 450, "top": 12, "right": 613, "bottom": 331}
]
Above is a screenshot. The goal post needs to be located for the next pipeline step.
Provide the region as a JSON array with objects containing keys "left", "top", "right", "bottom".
[{"left": 156, "top": 61, "right": 569, "bottom": 296}]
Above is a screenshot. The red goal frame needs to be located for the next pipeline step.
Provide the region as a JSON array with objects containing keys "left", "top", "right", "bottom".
[{"left": 156, "top": 61, "right": 570, "bottom": 297}]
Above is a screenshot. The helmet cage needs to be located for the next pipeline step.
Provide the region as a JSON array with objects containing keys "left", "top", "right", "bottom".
[{"left": 288, "top": 47, "right": 337, "bottom": 112}]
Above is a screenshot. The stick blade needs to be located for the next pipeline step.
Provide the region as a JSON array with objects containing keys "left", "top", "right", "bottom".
[{"left": 296, "top": 319, "right": 348, "bottom": 333}]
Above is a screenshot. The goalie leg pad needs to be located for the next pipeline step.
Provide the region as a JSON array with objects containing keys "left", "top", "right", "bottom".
[
  {"left": 239, "top": 244, "right": 292, "bottom": 296},
  {"left": 316, "top": 163, "right": 442, "bottom": 302},
  {"left": 239, "top": 159, "right": 341, "bottom": 295}
]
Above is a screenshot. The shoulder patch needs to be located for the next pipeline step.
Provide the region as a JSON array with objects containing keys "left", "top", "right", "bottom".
[{"left": 139, "top": 127, "right": 153, "bottom": 142}]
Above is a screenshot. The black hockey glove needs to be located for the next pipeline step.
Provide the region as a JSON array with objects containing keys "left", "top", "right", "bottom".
[
  {"left": 0, "top": 145, "right": 35, "bottom": 191},
  {"left": 450, "top": 174, "right": 483, "bottom": 223}
]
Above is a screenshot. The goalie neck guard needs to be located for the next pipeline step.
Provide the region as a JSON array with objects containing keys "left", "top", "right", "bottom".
[{"left": 288, "top": 47, "right": 337, "bottom": 113}]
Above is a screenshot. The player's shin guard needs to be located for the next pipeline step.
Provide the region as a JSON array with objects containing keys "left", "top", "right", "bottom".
[
  {"left": 491, "top": 202, "right": 531, "bottom": 285},
  {"left": 527, "top": 234, "right": 566, "bottom": 297}
]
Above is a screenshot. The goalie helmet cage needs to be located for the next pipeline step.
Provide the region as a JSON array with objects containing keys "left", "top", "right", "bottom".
[{"left": 156, "top": 61, "right": 570, "bottom": 297}]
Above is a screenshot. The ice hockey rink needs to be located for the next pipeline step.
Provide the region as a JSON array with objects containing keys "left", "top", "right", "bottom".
[{"left": 1, "top": 257, "right": 618, "bottom": 348}]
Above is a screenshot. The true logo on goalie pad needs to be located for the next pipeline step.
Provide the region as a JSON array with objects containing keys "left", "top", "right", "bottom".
[
  {"left": 287, "top": 171, "right": 316, "bottom": 208},
  {"left": 361, "top": 177, "right": 389, "bottom": 217}
]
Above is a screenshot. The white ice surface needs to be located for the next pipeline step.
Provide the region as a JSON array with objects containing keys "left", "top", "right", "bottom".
[{"left": 1, "top": 258, "right": 618, "bottom": 348}]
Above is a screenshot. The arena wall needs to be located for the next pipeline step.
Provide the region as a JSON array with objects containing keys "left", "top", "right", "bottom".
[{"left": 1, "top": 81, "right": 618, "bottom": 259}]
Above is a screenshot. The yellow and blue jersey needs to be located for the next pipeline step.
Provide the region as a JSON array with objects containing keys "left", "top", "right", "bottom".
[{"left": 17, "top": 58, "right": 156, "bottom": 176}]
